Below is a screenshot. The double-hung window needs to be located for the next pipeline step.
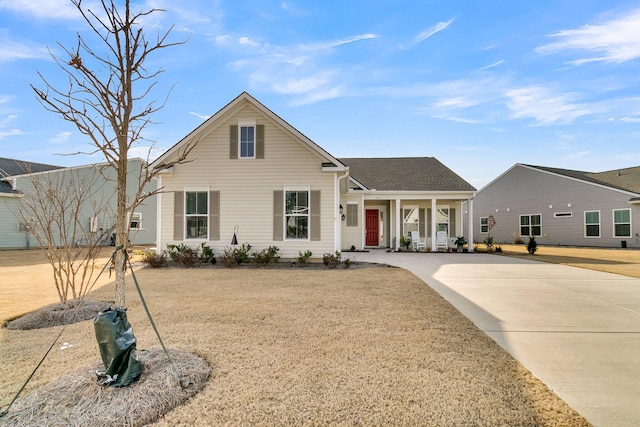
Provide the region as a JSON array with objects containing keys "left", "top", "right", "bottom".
[
  {"left": 239, "top": 122, "right": 255, "bottom": 158},
  {"left": 585, "top": 211, "right": 600, "bottom": 237},
  {"left": 480, "top": 217, "right": 489, "bottom": 233},
  {"left": 185, "top": 191, "right": 208, "bottom": 239},
  {"left": 520, "top": 214, "right": 541, "bottom": 237},
  {"left": 613, "top": 209, "right": 631, "bottom": 237},
  {"left": 285, "top": 190, "right": 309, "bottom": 239},
  {"left": 129, "top": 212, "right": 142, "bottom": 230}
]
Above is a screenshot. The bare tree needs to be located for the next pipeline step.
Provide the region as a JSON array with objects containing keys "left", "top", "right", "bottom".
[
  {"left": 31, "top": 0, "right": 195, "bottom": 308},
  {"left": 13, "top": 167, "right": 115, "bottom": 309}
]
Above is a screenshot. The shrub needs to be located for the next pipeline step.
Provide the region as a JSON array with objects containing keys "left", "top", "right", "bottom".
[
  {"left": 200, "top": 242, "right": 216, "bottom": 264},
  {"left": 297, "top": 250, "right": 312, "bottom": 265},
  {"left": 527, "top": 236, "right": 538, "bottom": 255},
  {"left": 166, "top": 243, "right": 189, "bottom": 261},
  {"left": 513, "top": 237, "right": 524, "bottom": 245},
  {"left": 495, "top": 245, "right": 503, "bottom": 253},
  {"left": 141, "top": 250, "right": 166, "bottom": 268},
  {"left": 166, "top": 243, "right": 200, "bottom": 268},
  {"left": 483, "top": 236, "right": 494, "bottom": 253},
  {"left": 322, "top": 251, "right": 342, "bottom": 269},
  {"left": 253, "top": 246, "right": 280, "bottom": 265},
  {"left": 344, "top": 258, "right": 351, "bottom": 268},
  {"left": 219, "top": 243, "right": 253, "bottom": 267}
]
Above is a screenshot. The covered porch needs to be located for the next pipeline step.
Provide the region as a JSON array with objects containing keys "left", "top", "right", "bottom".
[{"left": 340, "top": 192, "right": 475, "bottom": 252}]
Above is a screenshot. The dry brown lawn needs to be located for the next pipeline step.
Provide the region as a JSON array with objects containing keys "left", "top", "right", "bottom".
[
  {"left": 497, "top": 244, "right": 640, "bottom": 279},
  {"left": 0, "top": 247, "right": 621, "bottom": 425}
]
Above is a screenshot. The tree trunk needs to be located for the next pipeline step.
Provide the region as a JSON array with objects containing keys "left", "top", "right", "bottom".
[{"left": 114, "top": 156, "right": 128, "bottom": 308}]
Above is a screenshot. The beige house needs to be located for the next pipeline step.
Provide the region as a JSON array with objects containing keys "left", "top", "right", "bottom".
[{"left": 150, "top": 92, "right": 477, "bottom": 258}]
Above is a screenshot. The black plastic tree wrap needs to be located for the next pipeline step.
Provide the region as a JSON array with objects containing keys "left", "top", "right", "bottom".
[{"left": 94, "top": 307, "right": 144, "bottom": 387}]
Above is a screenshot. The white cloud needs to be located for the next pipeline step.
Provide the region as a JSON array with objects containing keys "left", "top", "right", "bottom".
[
  {"left": 49, "top": 131, "right": 71, "bottom": 145},
  {"left": 505, "top": 86, "right": 592, "bottom": 125},
  {"left": 238, "top": 36, "right": 260, "bottom": 47},
  {"left": 0, "top": 115, "right": 22, "bottom": 140},
  {"left": 188, "top": 111, "right": 210, "bottom": 120},
  {"left": 536, "top": 9, "right": 640, "bottom": 64},
  {"left": 0, "top": 35, "right": 49, "bottom": 63},
  {"left": 400, "top": 19, "right": 453, "bottom": 49},
  {"left": 0, "top": 0, "right": 84, "bottom": 20},
  {"left": 478, "top": 60, "right": 504, "bottom": 71}
]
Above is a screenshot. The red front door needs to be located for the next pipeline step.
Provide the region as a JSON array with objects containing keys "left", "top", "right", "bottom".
[{"left": 365, "top": 209, "right": 379, "bottom": 246}]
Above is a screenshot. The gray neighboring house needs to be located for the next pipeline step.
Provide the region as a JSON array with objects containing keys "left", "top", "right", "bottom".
[
  {"left": 472, "top": 163, "right": 640, "bottom": 248},
  {"left": 0, "top": 158, "right": 63, "bottom": 249},
  {"left": 0, "top": 157, "right": 156, "bottom": 249}
]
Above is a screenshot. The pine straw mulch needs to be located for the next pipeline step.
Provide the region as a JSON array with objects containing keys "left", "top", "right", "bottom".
[
  {"left": 4, "top": 300, "right": 113, "bottom": 330},
  {"left": 0, "top": 347, "right": 211, "bottom": 427},
  {"left": 0, "top": 267, "right": 591, "bottom": 426}
]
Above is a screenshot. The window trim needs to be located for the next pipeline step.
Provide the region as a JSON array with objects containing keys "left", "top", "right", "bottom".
[
  {"left": 184, "top": 187, "right": 209, "bottom": 240},
  {"left": 129, "top": 212, "right": 142, "bottom": 230},
  {"left": 238, "top": 120, "right": 256, "bottom": 159},
  {"left": 284, "top": 186, "right": 310, "bottom": 241},
  {"left": 480, "top": 217, "right": 489, "bottom": 234},
  {"left": 584, "top": 210, "right": 601, "bottom": 238},
  {"left": 612, "top": 208, "right": 632, "bottom": 238},
  {"left": 520, "top": 213, "right": 542, "bottom": 237}
]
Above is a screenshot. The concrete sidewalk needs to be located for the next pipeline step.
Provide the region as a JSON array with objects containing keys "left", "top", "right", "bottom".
[{"left": 355, "top": 250, "right": 640, "bottom": 427}]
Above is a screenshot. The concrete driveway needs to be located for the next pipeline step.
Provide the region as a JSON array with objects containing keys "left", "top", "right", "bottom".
[{"left": 356, "top": 250, "right": 640, "bottom": 427}]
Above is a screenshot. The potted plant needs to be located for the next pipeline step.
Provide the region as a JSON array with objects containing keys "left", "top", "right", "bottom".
[
  {"left": 400, "top": 235, "right": 411, "bottom": 250},
  {"left": 454, "top": 236, "right": 466, "bottom": 252}
]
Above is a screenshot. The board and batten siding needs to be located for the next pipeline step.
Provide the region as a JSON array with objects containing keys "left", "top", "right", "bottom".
[
  {"left": 159, "top": 103, "right": 337, "bottom": 258},
  {"left": 473, "top": 164, "right": 639, "bottom": 248}
]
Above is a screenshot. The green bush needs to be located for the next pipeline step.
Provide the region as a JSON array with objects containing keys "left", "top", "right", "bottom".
[
  {"left": 219, "top": 243, "right": 253, "bottom": 267},
  {"left": 297, "top": 250, "right": 312, "bottom": 265},
  {"left": 483, "top": 236, "right": 494, "bottom": 253},
  {"left": 200, "top": 242, "right": 216, "bottom": 264},
  {"left": 527, "top": 236, "right": 538, "bottom": 254},
  {"left": 253, "top": 246, "right": 280, "bottom": 265}
]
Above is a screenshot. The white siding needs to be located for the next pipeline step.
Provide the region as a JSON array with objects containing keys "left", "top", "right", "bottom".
[
  {"left": 474, "top": 165, "right": 640, "bottom": 248},
  {"left": 160, "top": 103, "right": 336, "bottom": 259}
]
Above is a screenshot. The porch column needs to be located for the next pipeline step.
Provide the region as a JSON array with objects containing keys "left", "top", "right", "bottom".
[
  {"left": 395, "top": 199, "right": 401, "bottom": 250},
  {"left": 431, "top": 198, "right": 437, "bottom": 251},
  {"left": 467, "top": 197, "right": 474, "bottom": 252}
]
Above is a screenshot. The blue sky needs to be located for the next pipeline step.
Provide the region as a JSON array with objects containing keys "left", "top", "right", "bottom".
[{"left": 1, "top": 0, "right": 640, "bottom": 188}]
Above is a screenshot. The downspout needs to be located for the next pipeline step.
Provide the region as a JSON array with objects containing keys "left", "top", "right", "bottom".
[{"left": 335, "top": 168, "right": 349, "bottom": 253}]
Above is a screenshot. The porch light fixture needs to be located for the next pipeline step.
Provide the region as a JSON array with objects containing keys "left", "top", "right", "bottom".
[
  {"left": 231, "top": 225, "right": 239, "bottom": 245},
  {"left": 340, "top": 204, "right": 345, "bottom": 221}
]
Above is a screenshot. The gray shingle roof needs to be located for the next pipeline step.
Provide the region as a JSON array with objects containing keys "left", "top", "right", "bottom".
[
  {"left": 526, "top": 164, "right": 640, "bottom": 195},
  {"left": 339, "top": 157, "right": 476, "bottom": 192},
  {"left": 0, "top": 157, "right": 62, "bottom": 194}
]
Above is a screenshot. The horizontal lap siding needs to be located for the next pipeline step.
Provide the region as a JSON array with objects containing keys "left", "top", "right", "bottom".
[
  {"left": 473, "top": 165, "right": 639, "bottom": 247},
  {"left": 160, "top": 104, "right": 336, "bottom": 258}
]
